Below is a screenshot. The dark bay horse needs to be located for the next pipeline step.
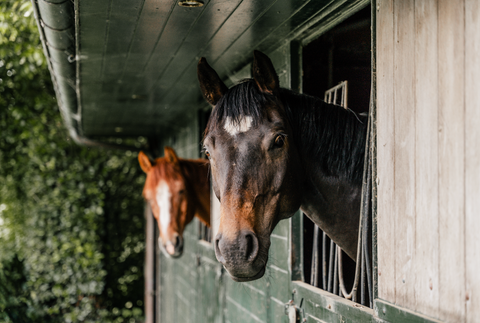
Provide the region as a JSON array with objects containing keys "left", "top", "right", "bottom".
[
  {"left": 197, "top": 51, "right": 366, "bottom": 281},
  {"left": 139, "top": 147, "right": 210, "bottom": 258}
]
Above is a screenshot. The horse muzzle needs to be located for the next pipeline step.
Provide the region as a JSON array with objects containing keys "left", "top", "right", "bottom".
[
  {"left": 214, "top": 230, "right": 267, "bottom": 281},
  {"left": 159, "top": 233, "right": 184, "bottom": 258}
]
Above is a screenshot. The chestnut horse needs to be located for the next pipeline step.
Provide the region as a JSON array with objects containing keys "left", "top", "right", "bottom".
[
  {"left": 139, "top": 147, "right": 210, "bottom": 258},
  {"left": 197, "top": 51, "right": 367, "bottom": 281}
]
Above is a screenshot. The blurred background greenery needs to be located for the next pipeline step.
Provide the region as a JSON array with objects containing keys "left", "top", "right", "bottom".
[{"left": 0, "top": 1, "right": 146, "bottom": 322}]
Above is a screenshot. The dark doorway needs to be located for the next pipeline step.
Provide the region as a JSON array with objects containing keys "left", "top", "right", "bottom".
[{"left": 303, "top": 5, "right": 371, "bottom": 114}]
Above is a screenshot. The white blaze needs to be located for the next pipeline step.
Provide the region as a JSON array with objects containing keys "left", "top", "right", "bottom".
[
  {"left": 156, "top": 181, "right": 171, "bottom": 238},
  {"left": 224, "top": 116, "right": 253, "bottom": 136}
]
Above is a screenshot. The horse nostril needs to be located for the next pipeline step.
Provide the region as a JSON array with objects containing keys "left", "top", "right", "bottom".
[
  {"left": 175, "top": 235, "right": 182, "bottom": 248},
  {"left": 242, "top": 231, "right": 259, "bottom": 262},
  {"left": 245, "top": 234, "right": 253, "bottom": 260}
]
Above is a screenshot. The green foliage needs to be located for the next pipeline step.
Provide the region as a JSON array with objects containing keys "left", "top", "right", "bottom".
[{"left": 0, "top": 2, "right": 146, "bottom": 322}]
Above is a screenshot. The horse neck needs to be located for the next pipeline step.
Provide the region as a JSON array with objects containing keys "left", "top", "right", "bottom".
[
  {"left": 179, "top": 159, "right": 211, "bottom": 227},
  {"left": 280, "top": 89, "right": 367, "bottom": 259}
]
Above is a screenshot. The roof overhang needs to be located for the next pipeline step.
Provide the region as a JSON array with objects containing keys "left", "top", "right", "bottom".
[{"left": 32, "top": 0, "right": 369, "bottom": 148}]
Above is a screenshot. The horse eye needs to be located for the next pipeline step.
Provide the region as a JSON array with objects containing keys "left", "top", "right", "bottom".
[
  {"left": 274, "top": 135, "right": 285, "bottom": 148},
  {"left": 204, "top": 150, "right": 210, "bottom": 158},
  {"left": 179, "top": 189, "right": 185, "bottom": 195}
]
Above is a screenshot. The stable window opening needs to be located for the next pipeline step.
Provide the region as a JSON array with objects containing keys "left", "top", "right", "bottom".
[{"left": 301, "top": 4, "right": 373, "bottom": 308}]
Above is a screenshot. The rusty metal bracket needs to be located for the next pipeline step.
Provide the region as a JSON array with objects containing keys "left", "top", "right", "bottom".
[{"left": 285, "top": 299, "right": 300, "bottom": 323}]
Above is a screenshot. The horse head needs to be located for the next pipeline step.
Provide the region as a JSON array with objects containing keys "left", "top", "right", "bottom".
[
  {"left": 139, "top": 147, "right": 197, "bottom": 258},
  {"left": 198, "top": 51, "right": 304, "bottom": 281}
]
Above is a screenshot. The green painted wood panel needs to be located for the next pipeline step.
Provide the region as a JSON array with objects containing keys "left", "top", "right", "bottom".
[
  {"left": 226, "top": 279, "right": 269, "bottom": 322},
  {"left": 293, "top": 281, "right": 374, "bottom": 323},
  {"left": 196, "top": 255, "right": 224, "bottom": 323},
  {"left": 270, "top": 299, "right": 289, "bottom": 323},
  {"left": 268, "top": 267, "right": 290, "bottom": 306}
]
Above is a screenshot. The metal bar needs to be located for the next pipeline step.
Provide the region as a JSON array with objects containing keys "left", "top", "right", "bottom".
[
  {"left": 327, "top": 239, "right": 335, "bottom": 293},
  {"left": 344, "top": 80, "right": 349, "bottom": 108},
  {"left": 363, "top": 156, "right": 373, "bottom": 307},
  {"left": 322, "top": 231, "right": 327, "bottom": 290},
  {"left": 338, "top": 243, "right": 360, "bottom": 300},
  {"left": 360, "top": 236, "right": 366, "bottom": 306},
  {"left": 333, "top": 247, "right": 339, "bottom": 295},
  {"left": 311, "top": 225, "right": 320, "bottom": 287},
  {"left": 323, "top": 81, "right": 349, "bottom": 108},
  {"left": 340, "top": 87, "right": 345, "bottom": 107},
  {"left": 364, "top": 223, "right": 373, "bottom": 307}
]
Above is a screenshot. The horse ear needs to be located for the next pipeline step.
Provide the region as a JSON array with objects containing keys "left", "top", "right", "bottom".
[
  {"left": 252, "top": 50, "right": 279, "bottom": 94},
  {"left": 197, "top": 57, "right": 228, "bottom": 106},
  {"left": 164, "top": 146, "right": 179, "bottom": 164},
  {"left": 138, "top": 151, "right": 153, "bottom": 173}
]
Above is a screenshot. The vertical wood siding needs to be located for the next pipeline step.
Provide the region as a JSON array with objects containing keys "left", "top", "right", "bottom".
[
  {"left": 376, "top": 0, "right": 480, "bottom": 321},
  {"left": 393, "top": 0, "right": 416, "bottom": 309},
  {"left": 438, "top": 2, "right": 466, "bottom": 321},
  {"left": 413, "top": 0, "right": 439, "bottom": 317},
  {"left": 376, "top": 0, "right": 396, "bottom": 303},
  {"left": 465, "top": 1, "right": 480, "bottom": 321}
]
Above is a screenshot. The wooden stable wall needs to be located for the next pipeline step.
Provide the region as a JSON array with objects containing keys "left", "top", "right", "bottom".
[{"left": 376, "top": 0, "right": 480, "bottom": 322}]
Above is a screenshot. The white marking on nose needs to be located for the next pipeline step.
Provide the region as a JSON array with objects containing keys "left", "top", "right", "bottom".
[
  {"left": 156, "top": 181, "right": 171, "bottom": 239},
  {"left": 224, "top": 116, "right": 253, "bottom": 136}
]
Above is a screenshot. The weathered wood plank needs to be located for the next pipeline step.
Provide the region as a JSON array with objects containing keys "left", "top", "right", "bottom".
[
  {"left": 375, "top": 0, "right": 396, "bottom": 303},
  {"left": 393, "top": 0, "right": 416, "bottom": 309},
  {"left": 160, "top": 256, "right": 177, "bottom": 323},
  {"left": 374, "top": 299, "right": 445, "bottom": 323},
  {"left": 413, "top": 0, "right": 439, "bottom": 318},
  {"left": 101, "top": 0, "right": 145, "bottom": 84},
  {"left": 465, "top": 0, "right": 480, "bottom": 322},
  {"left": 144, "top": 204, "right": 155, "bottom": 323},
  {"left": 437, "top": 1, "right": 466, "bottom": 321}
]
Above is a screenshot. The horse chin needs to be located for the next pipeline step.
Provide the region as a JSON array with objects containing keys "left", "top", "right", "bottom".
[
  {"left": 159, "top": 245, "right": 183, "bottom": 258},
  {"left": 227, "top": 266, "right": 266, "bottom": 282}
]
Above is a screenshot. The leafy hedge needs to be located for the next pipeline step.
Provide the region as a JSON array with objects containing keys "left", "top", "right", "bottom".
[{"left": 0, "top": 2, "right": 146, "bottom": 322}]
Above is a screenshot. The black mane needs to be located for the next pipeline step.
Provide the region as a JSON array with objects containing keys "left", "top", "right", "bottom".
[{"left": 206, "top": 79, "right": 367, "bottom": 185}]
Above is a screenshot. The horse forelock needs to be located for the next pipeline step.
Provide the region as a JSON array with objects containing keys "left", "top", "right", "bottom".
[{"left": 205, "top": 79, "right": 272, "bottom": 137}]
